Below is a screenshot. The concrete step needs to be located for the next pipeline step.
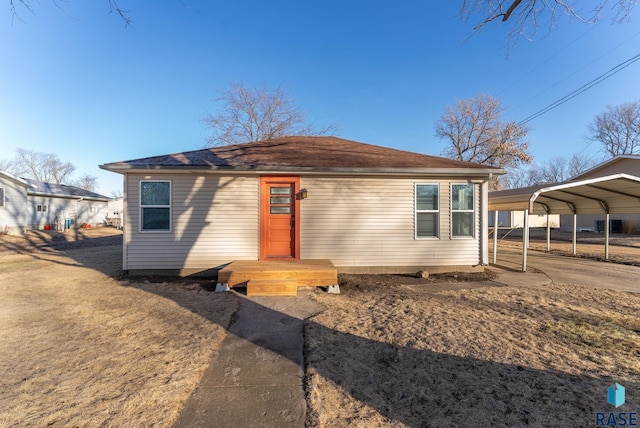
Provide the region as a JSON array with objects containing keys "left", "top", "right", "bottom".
[{"left": 246, "top": 279, "right": 298, "bottom": 297}]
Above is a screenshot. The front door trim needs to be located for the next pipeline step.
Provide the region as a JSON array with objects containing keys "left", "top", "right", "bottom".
[{"left": 259, "top": 176, "right": 301, "bottom": 260}]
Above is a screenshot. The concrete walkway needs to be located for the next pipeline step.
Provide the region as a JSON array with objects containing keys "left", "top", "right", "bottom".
[
  {"left": 173, "top": 290, "right": 324, "bottom": 428},
  {"left": 173, "top": 252, "right": 639, "bottom": 427},
  {"left": 495, "top": 245, "right": 640, "bottom": 293}
]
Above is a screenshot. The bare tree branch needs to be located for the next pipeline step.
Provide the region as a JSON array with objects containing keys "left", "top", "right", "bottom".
[
  {"left": 436, "top": 94, "right": 531, "bottom": 189},
  {"left": 460, "top": 0, "right": 639, "bottom": 46},
  {"left": 203, "top": 82, "right": 339, "bottom": 147},
  {"left": 588, "top": 101, "right": 640, "bottom": 157}
]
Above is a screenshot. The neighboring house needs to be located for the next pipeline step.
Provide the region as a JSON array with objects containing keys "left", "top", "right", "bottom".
[
  {"left": 561, "top": 155, "right": 640, "bottom": 233},
  {"left": 25, "top": 179, "right": 110, "bottom": 230},
  {"left": 0, "top": 170, "right": 32, "bottom": 234},
  {"left": 489, "top": 210, "right": 561, "bottom": 229},
  {"left": 107, "top": 197, "right": 124, "bottom": 229},
  {"left": 0, "top": 170, "right": 111, "bottom": 234},
  {"left": 100, "top": 136, "right": 504, "bottom": 275}
]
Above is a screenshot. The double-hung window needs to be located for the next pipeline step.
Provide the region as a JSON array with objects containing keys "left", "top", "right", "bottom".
[
  {"left": 415, "top": 184, "right": 439, "bottom": 238},
  {"left": 140, "top": 181, "right": 171, "bottom": 231},
  {"left": 451, "top": 183, "right": 474, "bottom": 237}
]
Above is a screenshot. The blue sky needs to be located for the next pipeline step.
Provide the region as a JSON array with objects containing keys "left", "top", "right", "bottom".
[{"left": 1, "top": 1, "right": 639, "bottom": 196}]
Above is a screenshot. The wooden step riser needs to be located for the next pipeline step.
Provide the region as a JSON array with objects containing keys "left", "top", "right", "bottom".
[
  {"left": 219, "top": 271, "right": 337, "bottom": 287},
  {"left": 246, "top": 280, "right": 298, "bottom": 297}
]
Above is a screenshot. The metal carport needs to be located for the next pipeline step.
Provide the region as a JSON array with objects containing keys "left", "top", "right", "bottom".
[{"left": 488, "top": 173, "right": 640, "bottom": 271}]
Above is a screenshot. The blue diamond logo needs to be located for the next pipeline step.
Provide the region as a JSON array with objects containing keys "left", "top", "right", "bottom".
[{"left": 607, "top": 383, "right": 625, "bottom": 408}]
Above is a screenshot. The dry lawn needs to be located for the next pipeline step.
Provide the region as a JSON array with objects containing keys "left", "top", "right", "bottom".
[
  {"left": 305, "top": 275, "right": 640, "bottom": 427},
  {"left": 0, "top": 229, "right": 237, "bottom": 427}
]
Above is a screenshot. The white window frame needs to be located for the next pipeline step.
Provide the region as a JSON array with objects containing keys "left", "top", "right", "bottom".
[
  {"left": 451, "top": 183, "right": 475, "bottom": 239},
  {"left": 415, "top": 183, "right": 440, "bottom": 239},
  {"left": 139, "top": 180, "right": 171, "bottom": 232},
  {"left": 37, "top": 204, "right": 47, "bottom": 212}
]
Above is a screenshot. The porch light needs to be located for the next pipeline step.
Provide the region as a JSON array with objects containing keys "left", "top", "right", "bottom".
[{"left": 300, "top": 188, "right": 308, "bottom": 199}]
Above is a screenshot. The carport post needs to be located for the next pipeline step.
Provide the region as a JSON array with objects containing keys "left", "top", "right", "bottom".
[
  {"left": 546, "top": 213, "right": 551, "bottom": 252},
  {"left": 493, "top": 210, "right": 498, "bottom": 264},
  {"left": 605, "top": 212, "right": 610, "bottom": 260},
  {"left": 572, "top": 213, "right": 577, "bottom": 256},
  {"left": 522, "top": 209, "right": 529, "bottom": 272}
]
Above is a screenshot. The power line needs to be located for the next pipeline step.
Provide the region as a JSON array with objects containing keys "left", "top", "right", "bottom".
[{"left": 518, "top": 52, "right": 640, "bottom": 126}]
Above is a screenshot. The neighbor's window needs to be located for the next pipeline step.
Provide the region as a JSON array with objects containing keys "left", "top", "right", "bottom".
[
  {"left": 140, "top": 181, "right": 171, "bottom": 231},
  {"left": 37, "top": 204, "right": 47, "bottom": 212},
  {"left": 451, "top": 183, "right": 474, "bottom": 237},
  {"left": 415, "top": 184, "right": 439, "bottom": 238},
  {"left": 0, "top": 188, "right": 4, "bottom": 207}
]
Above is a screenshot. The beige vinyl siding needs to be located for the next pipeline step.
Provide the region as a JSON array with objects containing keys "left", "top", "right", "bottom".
[
  {"left": 577, "top": 158, "right": 640, "bottom": 179},
  {"left": 124, "top": 173, "right": 259, "bottom": 271},
  {"left": 300, "top": 176, "right": 481, "bottom": 268}
]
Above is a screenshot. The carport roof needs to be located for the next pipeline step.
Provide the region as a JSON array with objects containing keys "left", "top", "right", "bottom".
[{"left": 489, "top": 173, "right": 640, "bottom": 215}]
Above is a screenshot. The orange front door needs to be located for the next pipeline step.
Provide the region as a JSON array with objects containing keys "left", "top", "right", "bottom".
[{"left": 260, "top": 177, "right": 300, "bottom": 259}]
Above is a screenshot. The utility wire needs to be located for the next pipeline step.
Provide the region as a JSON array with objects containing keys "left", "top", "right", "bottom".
[{"left": 518, "top": 52, "right": 640, "bottom": 126}]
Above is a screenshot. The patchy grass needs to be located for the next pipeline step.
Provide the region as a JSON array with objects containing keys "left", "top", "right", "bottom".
[
  {"left": 0, "top": 235, "right": 237, "bottom": 427},
  {"left": 305, "top": 275, "right": 640, "bottom": 427}
]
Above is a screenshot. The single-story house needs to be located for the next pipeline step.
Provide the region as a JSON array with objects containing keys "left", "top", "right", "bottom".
[
  {"left": 100, "top": 136, "right": 504, "bottom": 275},
  {"left": 0, "top": 170, "right": 111, "bottom": 234}
]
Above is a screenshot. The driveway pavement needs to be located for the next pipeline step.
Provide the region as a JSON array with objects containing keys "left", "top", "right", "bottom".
[{"left": 495, "top": 245, "right": 640, "bottom": 293}]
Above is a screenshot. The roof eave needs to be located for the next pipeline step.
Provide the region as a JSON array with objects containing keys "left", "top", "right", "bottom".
[{"left": 99, "top": 164, "right": 505, "bottom": 176}]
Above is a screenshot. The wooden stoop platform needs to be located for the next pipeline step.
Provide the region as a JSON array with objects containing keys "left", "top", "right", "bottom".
[{"left": 218, "top": 259, "right": 338, "bottom": 297}]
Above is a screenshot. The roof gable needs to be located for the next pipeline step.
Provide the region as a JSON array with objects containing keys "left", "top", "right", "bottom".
[
  {"left": 0, "top": 170, "right": 33, "bottom": 188},
  {"left": 570, "top": 155, "right": 640, "bottom": 181},
  {"left": 100, "top": 136, "right": 503, "bottom": 174}
]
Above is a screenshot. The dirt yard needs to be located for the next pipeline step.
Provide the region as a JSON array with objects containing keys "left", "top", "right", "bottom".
[
  {"left": 3, "top": 228, "right": 640, "bottom": 427},
  {"left": 0, "top": 228, "right": 237, "bottom": 427},
  {"left": 305, "top": 275, "right": 640, "bottom": 427}
]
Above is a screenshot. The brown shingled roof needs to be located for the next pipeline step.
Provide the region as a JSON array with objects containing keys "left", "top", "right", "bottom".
[{"left": 100, "top": 136, "right": 502, "bottom": 173}]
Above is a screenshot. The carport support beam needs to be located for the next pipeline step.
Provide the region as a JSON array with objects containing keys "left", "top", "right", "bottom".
[
  {"left": 605, "top": 212, "right": 610, "bottom": 260},
  {"left": 546, "top": 213, "right": 551, "bottom": 252},
  {"left": 572, "top": 213, "right": 577, "bottom": 256},
  {"left": 522, "top": 209, "right": 529, "bottom": 272},
  {"left": 493, "top": 210, "right": 498, "bottom": 264}
]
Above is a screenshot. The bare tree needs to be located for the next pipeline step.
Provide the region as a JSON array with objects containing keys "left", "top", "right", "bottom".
[
  {"left": 567, "top": 152, "right": 599, "bottom": 177},
  {"left": 203, "top": 82, "right": 339, "bottom": 147},
  {"left": 10, "top": 149, "right": 76, "bottom": 184},
  {"left": 72, "top": 173, "right": 98, "bottom": 192},
  {"left": 460, "top": 0, "right": 638, "bottom": 45},
  {"left": 503, "top": 164, "right": 541, "bottom": 189},
  {"left": 110, "top": 189, "right": 123, "bottom": 198},
  {"left": 436, "top": 94, "right": 531, "bottom": 189},
  {"left": 9, "top": 0, "right": 131, "bottom": 25},
  {"left": 588, "top": 101, "right": 640, "bottom": 157},
  {"left": 0, "top": 157, "right": 21, "bottom": 176},
  {"left": 538, "top": 156, "right": 569, "bottom": 183},
  {"left": 503, "top": 153, "right": 598, "bottom": 188}
]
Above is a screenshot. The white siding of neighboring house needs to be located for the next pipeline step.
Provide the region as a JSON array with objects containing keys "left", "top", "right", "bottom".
[
  {"left": 299, "top": 176, "right": 483, "bottom": 272},
  {"left": 489, "top": 211, "right": 561, "bottom": 228},
  {"left": 124, "top": 173, "right": 259, "bottom": 272},
  {"left": 0, "top": 176, "right": 28, "bottom": 234},
  {"left": 27, "top": 196, "right": 108, "bottom": 229}
]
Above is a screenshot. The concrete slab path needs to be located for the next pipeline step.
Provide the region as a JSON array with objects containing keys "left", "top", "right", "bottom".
[
  {"left": 173, "top": 290, "right": 324, "bottom": 428},
  {"left": 495, "top": 245, "right": 640, "bottom": 293}
]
